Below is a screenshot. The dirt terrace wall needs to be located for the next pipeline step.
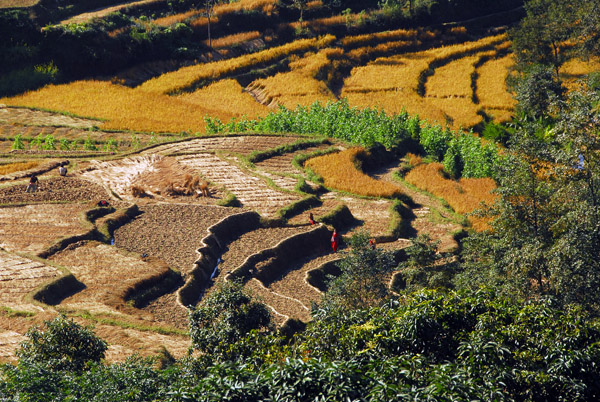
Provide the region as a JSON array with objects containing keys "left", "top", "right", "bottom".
[
  {"left": 229, "top": 225, "right": 332, "bottom": 285},
  {"left": 178, "top": 211, "right": 262, "bottom": 307}
]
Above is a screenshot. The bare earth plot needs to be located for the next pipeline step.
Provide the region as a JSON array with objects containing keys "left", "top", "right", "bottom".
[
  {"left": 0, "top": 203, "right": 92, "bottom": 255},
  {"left": 0, "top": 176, "right": 109, "bottom": 204},
  {"left": 114, "top": 203, "right": 238, "bottom": 274}
]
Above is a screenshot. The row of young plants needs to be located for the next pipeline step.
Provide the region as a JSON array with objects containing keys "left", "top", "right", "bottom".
[
  {"left": 9, "top": 133, "right": 156, "bottom": 152},
  {"left": 2, "top": 286, "right": 599, "bottom": 401},
  {"left": 205, "top": 100, "right": 501, "bottom": 178}
]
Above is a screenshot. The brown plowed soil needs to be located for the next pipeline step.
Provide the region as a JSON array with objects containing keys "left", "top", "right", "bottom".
[
  {"left": 265, "top": 252, "right": 337, "bottom": 309},
  {"left": 114, "top": 203, "right": 239, "bottom": 274},
  {"left": 0, "top": 176, "right": 110, "bottom": 205}
]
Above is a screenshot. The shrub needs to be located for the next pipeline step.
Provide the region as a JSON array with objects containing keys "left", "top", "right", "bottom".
[{"left": 16, "top": 315, "right": 107, "bottom": 372}]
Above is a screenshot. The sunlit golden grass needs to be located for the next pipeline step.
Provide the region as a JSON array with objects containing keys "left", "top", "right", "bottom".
[
  {"left": 477, "top": 54, "right": 516, "bottom": 112},
  {"left": 178, "top": 79, "right": 268, "bottom": 118},
  {"left": 346, "top": 40, "right": 416, "bottom": 63},
  {"left": 344, "top": 90, "right": 448, "bottom": 125},
  {"left": 428, "top": 33, "right": 506, "bottom": 60},
  {"left": 405, "top": 162, "right": 497, "bottom": 231},
  {"left": 341, "top": 28, "right": 418, "bottom": 49},
  {"left": 426, "top": 55, "right": 480, "bottom": 98},
  {"left": 138, "top": 35, "right": 336, "bottom": 94},
  {"left": 561, "top": 57, "right": 600, "bottom": 91},
  {"left": 306, "top": 148, "right": 403, "bottom": 198},
  {"left": 246, "top": 48, "right": 340, "bottom": 108},
  {"left": 153, "top": 9, "right": 200, "bottom": 26},
  {"left": 343, "top": 55, "right": 429, "bottom": 92},
  {"left": 426, "top": 97, "right": 482, "bottom": 129},
  {"left": 213, "top": 0, "right": 276, "bottom": 15},
  {"left": 288, "top": 48, "right": 344, "bottom": 75},
  {"left": 248, "top": 71, "right": 334, "bottom": 109},
  {"left": 0, "top": 80, "right": 236, "bottom": 134},
  {"left": 207, "top": 31, "right": 262, "bottom": 48},
  {"left": 0, "top": 161, "right": 40, "bottom": 175}
]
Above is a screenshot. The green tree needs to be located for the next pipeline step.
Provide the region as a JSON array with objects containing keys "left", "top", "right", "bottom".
[
  {"left": 514, "top": 64, "right": 566, "bottom": 120},
  {"left": 189, "top": 281, "right": 271, "bottom": 356},
  {"left": 458, "top": 84, "right": 600, "bottom": 311},
  {"left": 510, "top": 0, "right": 577, "bottom": 77},
  {"left": 16, "top": 315, "right": 107, "bottom": 372},
  {"left": 322, "top": 231, "right": 397, "bottom": 310}
]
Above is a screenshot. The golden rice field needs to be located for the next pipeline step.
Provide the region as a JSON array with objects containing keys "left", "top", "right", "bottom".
[
  {"left": 0, "top": 80, "right": 235, "bottom": 134},
  {"left": 305, "top": 148, "right": 403, "bottom": 198},
  {"left": 207, "top": 31, "right": 262, "bottom": 49},
  {"left": 179, "top": 79, "right": 269, "bottom": 118},
  {"left": 0, "top": 161, "right": 40, "bottom": 175},
  {"left": 404, "top": 162, "right": 497, "bottom": 231},
  {"left": 138, "top": 35, "right": 336, "bottom": 94}
]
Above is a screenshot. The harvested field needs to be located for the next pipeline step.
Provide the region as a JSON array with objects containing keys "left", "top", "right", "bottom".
[
  {"left": 49, "top": 241, "right": 171, "bottom": 316},
  {"left": 0, "top": 105, "right": 101, "bottom": 129},
  {"left": 217, "top": 226, "right": 314, "bottom": 277},
  {"left": 254, "top": 144, "right": 333, "bottom": 175},
  {"left": 337, "top": 196, "right": 395, "bottom": 238},
  {"left": 144, "top": 135, "right": 304, "bottom": 156},
  {"left": 0, "top": 203, "right": 93, "bottom": 255},
  {"left": 265, "top": 252, "right": 337, "bottom": 310},
  {"left": 114, "top": 204, "right": 238, "bottom": 274},
  {"left": 0, "top": 176, "right": 110, "bottom": 204},
  {"left": 0, "top": 249, "right": 59, "bottom": 308},
  {"left": 177, "top": 154, "right": 300, "bottom": 215}
]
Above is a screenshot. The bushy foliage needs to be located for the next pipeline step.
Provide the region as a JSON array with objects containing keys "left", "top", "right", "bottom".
[
  {"left": 189, "top": 281, "right": 271, "bottom": 357},
  {"left": 3, "top": 290, "right": 600, "bottom": 400},
  {"left": 16, "top": 315, "right": 107, "bottom": 373}
]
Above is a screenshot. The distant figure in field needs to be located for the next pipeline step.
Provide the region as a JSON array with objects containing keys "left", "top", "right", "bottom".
[
  {"left": 369, "top": 238, "right": 376, "bottom": 250},
  {"left": 58, "top": 162, "right": 67, "bottom": 177},
  {"left": 331, "top": 229, "right": 340, "bottom": 252},
  {"left": 26, "top": 174, "right": 38, "bottom": 193},
  {"left": 200, "top": 181, "right": 210, "bottom": 197},
  {"left": 309, "top": 212, "right": 316, "bottom": 225}
]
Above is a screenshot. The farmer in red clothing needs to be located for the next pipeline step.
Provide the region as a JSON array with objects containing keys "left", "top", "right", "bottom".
[
  {"left": 309, "top": 212, "right": 316, "bottom": 225},
  {"left": 331, "top": 229, "right": 340, "bottom": 252}
]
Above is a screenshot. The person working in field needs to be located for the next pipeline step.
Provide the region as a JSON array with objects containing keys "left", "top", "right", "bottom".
[
  {"left": 58, "top": 163, "right": 68, "bottom": 177},
  {"left": 26, "top": 174, "right": 38, "bottom": 193},
  {"left": 309, "top": 212, "right": 316, "bottom": 225},
  {"left": 331, "top": 228, "right": 340, "bottom": 252}
]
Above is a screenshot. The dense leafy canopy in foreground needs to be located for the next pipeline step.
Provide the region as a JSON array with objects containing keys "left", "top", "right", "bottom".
[{"left": 2, "top": 289, "right": 599, "bottom": 401}]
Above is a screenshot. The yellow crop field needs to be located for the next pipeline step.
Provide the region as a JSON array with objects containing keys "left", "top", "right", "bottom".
[
  {"left": 246, "top": 49, "right": 340, "bottom": 108},
  {"left": 341, "top": 34, "right": 508, "bottom": 129},
  {"left": 153, "top": 10, "right": 199, "bottom": 27},
  {"left": 0, "top": 81, "right": 236, "bottom": 134},
  {"left": 341, "top": 28, "right": 418, "bottom": 49},
  {"left": 305, "top": 148, "right": 403, "bottom": 198},
  {"left": 405, "top": 162, "right": 496, "bottom": 231},
  {"left": 208, "top": 31, "right": 262, "bottom": 49},
  {"left": 477, "top": 54, "right": 516, "bottom": 121},
  {"left": 138, "top": 35, "right": 336, "bottom": 95},
  {"left": 0, "top": 161, "right": 40, "bottom": 175},
  {"left": 179, "top": 79, "right": 269, "bottom": 118},
  {"left": 426, "top": 55, "right": 481, "bottom": 98},
  {"left": 426, "top": 97, "right": 482, "bottom": 129}
]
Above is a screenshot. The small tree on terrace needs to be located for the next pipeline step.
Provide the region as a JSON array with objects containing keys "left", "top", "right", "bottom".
[
  {"left": 17, "top": 315, "right": 107, "bottom": 372},
  {"left": 322, "top": 231, "right": 397, "bottom": 310},
  {"left": 189, "top": 281, "right": 271, "bottom": 357}
]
